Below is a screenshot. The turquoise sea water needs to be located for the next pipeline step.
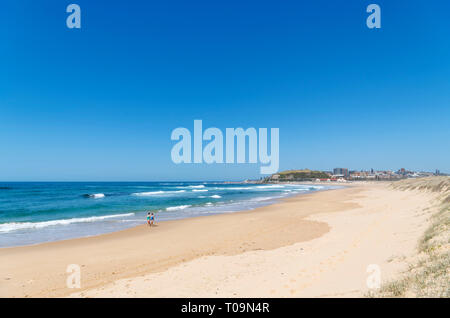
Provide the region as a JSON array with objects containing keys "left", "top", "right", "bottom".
[{"left": 0, "top": 182, "right": 329, "bottom": 247}]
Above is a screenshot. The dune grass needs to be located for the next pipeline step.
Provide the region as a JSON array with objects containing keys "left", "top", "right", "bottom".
[{"left": 370, "top": 177, "right": 450, "bottom": 297}]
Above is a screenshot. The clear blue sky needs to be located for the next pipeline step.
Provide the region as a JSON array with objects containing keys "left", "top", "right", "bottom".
[{"left": 1, "top": 0, "right": 449, "bottom": 181}]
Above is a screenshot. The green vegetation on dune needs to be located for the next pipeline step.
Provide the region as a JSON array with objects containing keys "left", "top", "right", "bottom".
[
  {"left": 267, "top": 169, "right": 330, "bottom": 181},
  {"left": 371, "top": 177, "right": 450, "bottom": 298}
]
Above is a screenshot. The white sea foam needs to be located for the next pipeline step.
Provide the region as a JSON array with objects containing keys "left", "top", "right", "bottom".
[
  {"left": 165, "top": 205, "right": 191, "bottom": 211},
  {"left": 192, "top": 189, "right": 208, "bottom": 192},
  {"left": 250, "top": 196, "right": 280, "bottom": 202},
  {"left": 229, "top": 187, "right": 254, "bottom": 190},
  {"left": 213, "top": 187, "right": 254, "bottom": 190},
  {"left": 132, "top": 190, "right": 186, "bottom": 196},
  {"left": 256, "top": 185, "right": 285, "bottom": 189},
  {"left": 188, "top": 185, "right": 205, "bottom": 189},
  {"left": 309, "top": 186, "right": 324, "bottom": 190},
  {"left": 85, "top": 193, "right": 105, "bottom": 198},
  {"left": 0, "top": 213, "right": 135, "bottom": 233},
  {"left": 210, "top": 195, "right": 222, "bottom": 199},
  {"left": 133, "top": 191, "right": 164, "bottom": 196}
]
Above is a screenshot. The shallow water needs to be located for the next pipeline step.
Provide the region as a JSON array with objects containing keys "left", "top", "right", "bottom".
[{"left": 0, "top": 182, "right": 330, "bottom": 247}]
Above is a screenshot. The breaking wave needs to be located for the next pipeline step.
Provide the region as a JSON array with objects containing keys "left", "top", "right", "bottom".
[
  {"left": 132, "top": 190, "right": 186, "bottom": 196},
  {"left": 165, "top": 205, "right": 191, "bottom": 211},
  {"left": 0, "top": 213, "right": 135, "bottom": 233},
  {"left": 83, "top": 193, "right": 105, "bottom": 199}
]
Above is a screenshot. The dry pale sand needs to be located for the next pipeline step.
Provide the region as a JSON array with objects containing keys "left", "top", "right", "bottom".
[{"left": 0, "top": 183, "right": 437, "bottom": 298}]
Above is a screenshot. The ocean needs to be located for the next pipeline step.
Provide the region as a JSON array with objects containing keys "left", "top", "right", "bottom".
[{"left": 0, "top": 182, "right": 330, "bottom": 247}]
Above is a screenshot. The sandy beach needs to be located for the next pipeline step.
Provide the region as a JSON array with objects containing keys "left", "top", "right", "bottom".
[{"left": 0, "top": 181, "right": 442, "bottom": 298}]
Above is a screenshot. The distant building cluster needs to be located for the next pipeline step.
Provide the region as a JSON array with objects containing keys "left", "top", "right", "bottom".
[
  {"left": 333, "top": 168, "right": 349, "bottom": 178},
  {"left": 260, "top": 167, "right": 447, "bottom": 184},
  {"left": 326, "top": 167, "right": 445, "bottom": 181}
]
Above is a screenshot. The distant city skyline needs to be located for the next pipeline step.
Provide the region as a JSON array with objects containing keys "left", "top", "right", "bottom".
[{"left": 1, "top": 0, "right": 449, "bottom": 181}]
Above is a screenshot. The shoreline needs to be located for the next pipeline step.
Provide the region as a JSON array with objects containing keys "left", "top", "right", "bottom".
[
  {"left": 0, "top": 183, "right": 339, "bottom": 249},
  {"left": 0, "top": 186, "right": 351, "bottom": 297}
]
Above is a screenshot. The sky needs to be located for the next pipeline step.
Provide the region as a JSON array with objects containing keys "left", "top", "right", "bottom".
[{"left": 1, "top": 0, "right": 449, "bottom": 181}]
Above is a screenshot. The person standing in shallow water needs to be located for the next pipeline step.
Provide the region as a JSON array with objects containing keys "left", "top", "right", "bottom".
[{"left": 146, "top": 212, "right": 151, "bottom": 227}]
